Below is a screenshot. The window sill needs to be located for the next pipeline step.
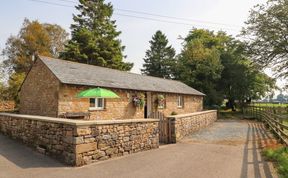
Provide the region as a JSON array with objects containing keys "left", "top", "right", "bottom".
[
  {"left": 177, "top": 106, "right": 184, "bottom": 109},
  {"left": 89, "top": 108, "right": 106, "bottom": 111}
]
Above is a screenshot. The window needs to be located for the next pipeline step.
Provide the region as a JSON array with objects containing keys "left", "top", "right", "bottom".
[
  {"left": 177, "top": 95, "right": 184, "bottom": 108},
  {"left": 89, "top": 98, "right": 105, "bottom": 110}
]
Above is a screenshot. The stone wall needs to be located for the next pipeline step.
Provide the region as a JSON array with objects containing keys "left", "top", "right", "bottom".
[
  {"left": 0, "top": 113, "right": 159, "bottom": 166},
  {"left": 74, "top": 121, "right": 159, "bottom": 166},
  {"left": 19, "top": 59, "right": 60, "bottom": 117},
  {"left": 58, "top": 85, "right": 145, "bottom": 120},
  {"left": 58, "top": 85, "right": 203, "bottom": 120},
  {"left": 167, "top": 110, "right": 217, "bottom": 142},
  {"left": 0, "top": 101, "right": 15, "bottom": 111},
  {"left": 152, "top": 93, "right": 203, "bottom": 116}
]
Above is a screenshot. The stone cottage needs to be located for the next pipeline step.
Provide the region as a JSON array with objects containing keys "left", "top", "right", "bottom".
[{"left": 19, "top": 56, "right": 205, "bottom": 120}]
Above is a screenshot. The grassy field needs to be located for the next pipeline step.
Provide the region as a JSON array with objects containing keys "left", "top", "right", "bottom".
[{"left": 252, "top": 103, "right": 288, "bottom": 107}]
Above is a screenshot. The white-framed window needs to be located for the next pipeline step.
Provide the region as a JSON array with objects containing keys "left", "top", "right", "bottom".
[
  {"left": 89, "top": 98, "right": 105, "bottom": 110},
  {"left": 177, "top": 95, "right": 184, "bottom": 108}
]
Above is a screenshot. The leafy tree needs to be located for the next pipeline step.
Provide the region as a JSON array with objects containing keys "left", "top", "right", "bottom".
[
  {"left": 0, "top": 76, "right": 8, "bottom": 101},
  {"left": 1, "top": 18, "right": 68, "bottom": 100},
  {"left": 175, "top": 29, "right": 224, "bottom": 106},
  {"left": 219, "top": 40, "right": 276, "bottom": 110},
  {"left": 3, "top": 19, "right": 51, "bottom": 74},
  {"left": 2, "top": 18, "right": 68, "bottom": 74},
  {"left": 175, "top": 28, "right": 275, "bottom": 108},
  {"left": 242, "top": 0, "right": 288, "bottom": 77},
  {"left": 43, "top": 23, "right": 69, "bottom": 57},
  {"left": 0, "top": 83, "right": 7, "bottom": 101},
  {"left": 6, "top": 73, "right": 25, "bottom": 101},
  {"left": 277, "top": 93, "right": 285, "bottom": 103},
  {"left": 60, "top": 0, "right": 133, "bottom": 71},
  {"left": 141, "top": 30, "right": 176, "bottom": 79}
]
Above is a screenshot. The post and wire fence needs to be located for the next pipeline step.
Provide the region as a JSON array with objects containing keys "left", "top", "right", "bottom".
[{"left": 243, "top": 105, "right": 288, "bottom": 146}]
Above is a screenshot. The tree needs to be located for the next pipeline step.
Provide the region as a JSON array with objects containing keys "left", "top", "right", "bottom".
[
  {"left": 218, "top": 40, "right": 276, "bottom": 110},
  {"left": 141, "top": 30, "right": 176, "bottom": 79},
  {"left": 242, "top": 0, "right": 288, "bottom": 77},
  {"left": 0, "top": 72, "right": 9, "bottom": 101},
  {"left": 2, "top": 19, "right": 68, "bottom": 74},
  {"left": 60, "top": 0, "right": 133, "bottom": 71},
  {"left": 2, "top": 18, "right": 68, "bottom": 100},
  {"left": 3, "top": 19, "right": 51, "bottom": 74},
  {"left": 277, "top": 92, "right": 285, "bottom": 103},
  {"left": 175, "top": 29, "right": 224, "bottom": 106},
  {"left": 43, "top": 23, "right": 69, "bottom": 57},
  {"left": 175, "top": 28, "right": 275, "bottom": 108}
]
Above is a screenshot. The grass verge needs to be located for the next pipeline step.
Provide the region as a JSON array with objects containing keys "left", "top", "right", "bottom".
[
  {"left": 218, "top": 109, "right": 243, "bottom": 119},
  {"left": 263, "top": 146, "right": 288, "bottom": 178}
]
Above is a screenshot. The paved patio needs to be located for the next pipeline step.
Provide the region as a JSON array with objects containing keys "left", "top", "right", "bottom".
[{"left": 0, "top": 119, "right": 278, "bottom": 178}]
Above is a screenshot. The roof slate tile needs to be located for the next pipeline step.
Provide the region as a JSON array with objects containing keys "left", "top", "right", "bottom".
[{"left": 39, "top": 56, "right": 205, "bottom": 96}]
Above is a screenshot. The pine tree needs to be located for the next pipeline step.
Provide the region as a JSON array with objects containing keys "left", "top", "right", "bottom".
[
  {"left": 60, "top": 0, "right": 133, "bottom": 71},
  {"left": 141, "top": 30, "right": 176, "bottom": 79}
]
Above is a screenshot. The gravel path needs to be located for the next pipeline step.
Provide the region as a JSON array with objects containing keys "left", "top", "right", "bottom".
[
  {"left": 182, "top": 120, "right": 251, "bottom": 145},
  {"left": 0, "top": 119, "right": 278, "bottom": 178}
]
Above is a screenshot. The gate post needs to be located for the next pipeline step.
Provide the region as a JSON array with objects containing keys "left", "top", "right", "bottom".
[{"left": 169, "top": 118, "right": 176, "bottom": 143}]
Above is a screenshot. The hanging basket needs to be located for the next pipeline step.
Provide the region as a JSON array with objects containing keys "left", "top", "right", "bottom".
[
  {"left": 155, "top": 95, "right": 165, "bottom": 108},
  {"left": 132, "top": 94, "right": 145, "bottom": 108}
]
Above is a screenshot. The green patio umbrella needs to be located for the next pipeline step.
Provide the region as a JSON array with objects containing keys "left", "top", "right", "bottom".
[{"left": 76, "top": 87, "right": 120, "bottom": 98}]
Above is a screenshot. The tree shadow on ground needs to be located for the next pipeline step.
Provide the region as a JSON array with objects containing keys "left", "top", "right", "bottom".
[
  {"left": 0, "top": 134, "right": 65, "bottom": 169},
  {"left": 240, "top": 122, "right": 275, "bottom": 178}
]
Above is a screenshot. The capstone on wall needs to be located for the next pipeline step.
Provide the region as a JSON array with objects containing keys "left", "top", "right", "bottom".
[
  {"left": 167, "top": 110, "right": 217, "bottom": 142},
  {"left": 0, "top": 113, "right": 159, "bottom": 166}
]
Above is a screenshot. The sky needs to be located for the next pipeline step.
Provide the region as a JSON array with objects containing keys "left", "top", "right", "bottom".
[{"left": 0, "top": 0, "right": 286, "bottom": 92}]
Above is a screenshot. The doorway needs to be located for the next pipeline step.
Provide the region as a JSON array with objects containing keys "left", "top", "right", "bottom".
[{"left": 144, "top": 92, "right": 152, "bottom": 118}]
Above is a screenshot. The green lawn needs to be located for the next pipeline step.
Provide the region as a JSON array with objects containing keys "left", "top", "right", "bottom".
[{"left": 218, "top": 109, "right": 243, "bottom": 119}]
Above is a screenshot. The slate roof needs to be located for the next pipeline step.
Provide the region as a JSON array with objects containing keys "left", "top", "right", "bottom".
[{"left": 39, "top": 56, "right": 205, "bottom": 96}]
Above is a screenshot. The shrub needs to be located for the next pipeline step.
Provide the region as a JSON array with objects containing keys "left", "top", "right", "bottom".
[
  {"left": 263, "top": 147, "right": 288, "bottom": 177},
  {"left": 171, "top": 111, "right": 177, "bottom": 115}
]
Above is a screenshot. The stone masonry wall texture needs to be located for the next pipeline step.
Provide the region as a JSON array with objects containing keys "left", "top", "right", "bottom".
[
  {"left": 74, "top": 122, "right": 159, "bottom": 166},
  {"left": 19, "top": 58, "right": 203, "bottom": 120},
  {"left": 58, "top": 85, "right": 203, "bottom": 120},
  {"left": 152, "top": 93, "right": 203, "bottom": 116},
  {"left": 0, "top": 113, "right": 159, "bottom": 166},
  {"left": 19, "top": 59, "right": 60, "bottom": 117},
  {"left": 168, "top": 110, "right": 217, "bottom": 142},
  {"left": 58, "top": 85, "right": 144, "bottom": 120}
]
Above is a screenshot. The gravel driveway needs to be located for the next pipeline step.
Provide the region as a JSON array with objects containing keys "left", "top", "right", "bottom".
[
  {"left": 183, "top": 120, "right": 252, "bottom": 145},
  {"left": 0, "top": 119, "right": 278, "bottom": 178}
]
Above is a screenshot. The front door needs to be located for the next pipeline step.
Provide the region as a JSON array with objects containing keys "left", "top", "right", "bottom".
[{"left": 145, "top": 92, "right": 152, "bottom": 118}]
